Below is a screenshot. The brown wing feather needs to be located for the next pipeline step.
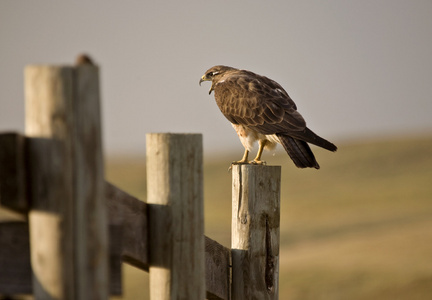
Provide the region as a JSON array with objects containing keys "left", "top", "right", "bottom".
[
  {"left": 214, "top": 70, "right": 306, "bottom": 133},
  {"left": 213, "top": 69, "right": 337, "bottom": 152}
]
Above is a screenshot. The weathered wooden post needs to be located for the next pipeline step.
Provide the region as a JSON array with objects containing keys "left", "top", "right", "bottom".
[
  {"left": 25, "top": 65, "right": 108, "bottom": 299},
  {"left": 146, "top": 133, "right": 205, "bottom": 300},
  {"left": 25, "top": 66, "right": 75, "bottom": 299},
  {"left": 231, "top": 165, "right": 281, "bottom": 300},
  {"left": 73, "top": 64, "right": 107, "bottom": 300}
]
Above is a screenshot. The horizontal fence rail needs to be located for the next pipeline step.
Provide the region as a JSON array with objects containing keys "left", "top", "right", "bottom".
[{"left": 0, "top": 133, "right": 232, "bottom": 300}]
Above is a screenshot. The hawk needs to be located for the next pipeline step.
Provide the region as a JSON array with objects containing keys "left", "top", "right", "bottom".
[{"left": 199, "top": 65, "right": 337, "bottom": 169}]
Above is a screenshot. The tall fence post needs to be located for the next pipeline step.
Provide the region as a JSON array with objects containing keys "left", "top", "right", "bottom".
[
  {"left": 146, "top": 133, "right": 205, "bottom": 300},
  {"left": 25, "top": 65, "right": 108, "bottom": 299},
  {"left": 25, "top": 66, "right": 75, "bottom": 299},
  {"left": 73, "top": 63, "right": 108, "bottom": 300},
  {"left": 231, "top": 164, "right": 281, "bottom": 300}
]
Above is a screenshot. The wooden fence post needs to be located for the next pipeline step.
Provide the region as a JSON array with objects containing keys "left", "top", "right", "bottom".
[
  {"left": 25, "top": 65, "right": 108, "bottom": 299},
  {"left": 231, "top": 165, "right": 281, "bottom": 300},
  {"left": 73, "top": 64, "right": 108, "bottom": 300},
  {"left": 146, "top": 133, "right": 205, "bottom": 300},
  {"left": 25, "top": 66, "right": 75, "bottom": 299}
]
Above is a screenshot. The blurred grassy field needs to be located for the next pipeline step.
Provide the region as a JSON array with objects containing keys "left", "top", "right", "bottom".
[
  {"left": 1, "top": 135, "right": 431, "bottom": 299},
  {"left": 105, "top": 135, "right": 432, "bottom": 300}
]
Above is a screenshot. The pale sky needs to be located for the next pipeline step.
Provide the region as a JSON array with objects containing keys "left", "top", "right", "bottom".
[{"left": 1, "top": 1, "right": 431, "bottom": 156}]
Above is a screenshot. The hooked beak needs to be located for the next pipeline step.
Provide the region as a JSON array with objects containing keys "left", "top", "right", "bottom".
[
  {"left": 199, "top": 75, "right": 212, "bottom": 94},
  {"left": 199, "top": 75, "right": 207, "bottom": 86}
]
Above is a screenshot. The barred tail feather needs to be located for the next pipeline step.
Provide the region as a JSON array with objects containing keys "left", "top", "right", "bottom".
[{"left": 277, "top": 134, "right": 320, "bottom": 169}]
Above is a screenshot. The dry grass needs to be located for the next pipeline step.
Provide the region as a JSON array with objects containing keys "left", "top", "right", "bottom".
[
  {"left": 106, "top": 135, "right": 432, "bottom": 299},
  {"left": 1, "top": 135, "right": 431, "bottom": 299}
]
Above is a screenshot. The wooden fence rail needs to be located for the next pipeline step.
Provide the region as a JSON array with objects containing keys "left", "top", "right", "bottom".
[{"left": 0, "top": 64, "right": 280, "bottom": 300}]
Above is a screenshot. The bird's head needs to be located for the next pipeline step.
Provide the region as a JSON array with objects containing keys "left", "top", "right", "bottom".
[{"left": 199, "top": 65, "right": 237, "bottom": 94}]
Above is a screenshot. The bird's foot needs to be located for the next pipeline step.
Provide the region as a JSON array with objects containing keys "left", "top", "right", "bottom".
[
  {"left": 232, "top": 160, "right": 250, "bottom": 165},
  {"left": 228, "top": 160, "right": 249, "bottom": 171},
  {"left": 228, "top": 160, "right": 266, "bottom": 171}
]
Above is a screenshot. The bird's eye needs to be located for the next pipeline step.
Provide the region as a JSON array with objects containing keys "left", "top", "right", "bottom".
[{"left": 207, "top": 71, "right": 219, "bottom": 77}]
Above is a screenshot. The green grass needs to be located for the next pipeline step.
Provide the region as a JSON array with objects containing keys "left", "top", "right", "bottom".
[{"left": 2, "top": 135, "right": 431, "bottom": 299}]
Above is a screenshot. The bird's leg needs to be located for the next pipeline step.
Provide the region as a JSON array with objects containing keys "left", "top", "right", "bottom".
[
  {"left": 250, "top": 140, "right": 267, "bottom": 165},
  {"left": 232, "top": 149, "right": 249, "bottom": 165},
  {"left": 229, "top": 149, "right": 250, "bottom": 171}
]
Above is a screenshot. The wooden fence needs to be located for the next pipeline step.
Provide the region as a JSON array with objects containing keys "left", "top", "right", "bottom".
[{"left": 0, "top": 64, "right": 281, "bottom": 299}]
